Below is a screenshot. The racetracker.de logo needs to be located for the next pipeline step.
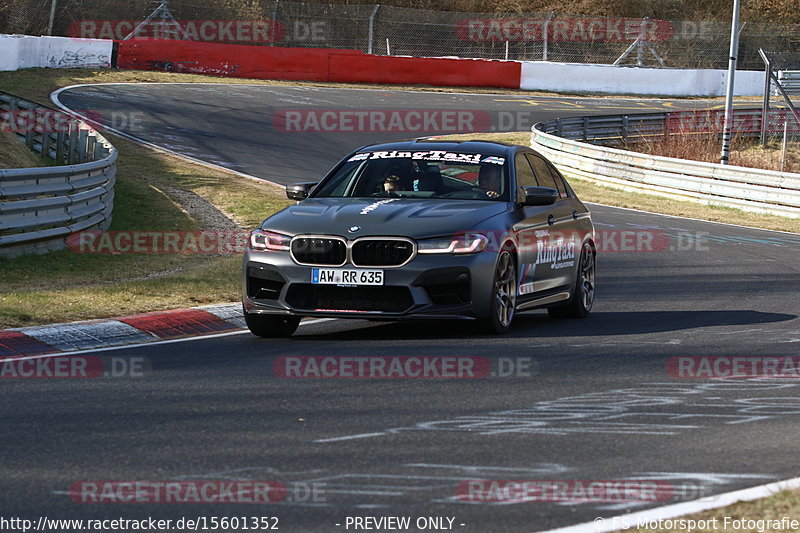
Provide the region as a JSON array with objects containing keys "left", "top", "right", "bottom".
[
  {"left": 667, "top": 356, "right": 800, "bottom": 378},
  {"left": 0, "top": 109, "right": 143, "bottom": 134},
  {"left": 67, "top": 231, "right": 249, "bottom": 254},
  {"left": 456, "top": 18, "right": 674, "bottom": 42},
  {"left": 274, "top": 356, "right": 492, "bottom": 379},
  {"left": 455, "top": 479, "right": 674, "bottom": 503},
  {"left": 69, "top": 481, "right": 287, "bottom": 504},
  {"left": 274, "top": 110, "right": 492, "bottom": 133},
  {"left": 0, "top": 356, "right": 149, "bottom": 379},
  {"left": 68, "top": 20, "right": 285, "bottom": 42}
]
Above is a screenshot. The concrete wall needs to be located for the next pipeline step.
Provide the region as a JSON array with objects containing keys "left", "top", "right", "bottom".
[
  {"left": 520, "top": 61, "right": 765, "bottom": 96},
  {"left": 0, "top": 34, "right": 112, "bottom": 71}
]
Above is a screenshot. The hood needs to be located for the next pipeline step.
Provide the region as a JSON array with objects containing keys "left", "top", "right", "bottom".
[{"left": 261, "top": 198, "right": 508, "bottom": 239}]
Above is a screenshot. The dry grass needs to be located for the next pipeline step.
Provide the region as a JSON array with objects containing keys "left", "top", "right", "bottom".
[
  {"left": 632, "top": 487, "right": 800, "bottom": 532},
  {"left": 631, "top": 133, "right": 800, "bottom": 174},
  {"left": 0, "top": 130, "right": 49, "bottom": 168}
]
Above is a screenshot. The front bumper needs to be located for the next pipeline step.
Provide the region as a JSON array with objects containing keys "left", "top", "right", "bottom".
[{"left": 242, "top": 248, "right": 498, "bottom": 321}]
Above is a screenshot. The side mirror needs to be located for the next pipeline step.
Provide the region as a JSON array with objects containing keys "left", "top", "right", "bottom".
[
  {"left": 519, "top": 186, "right": 558, "bottom": 206},
  {"left": 286, "top": 182, "right": 318, "bottom": 201}
]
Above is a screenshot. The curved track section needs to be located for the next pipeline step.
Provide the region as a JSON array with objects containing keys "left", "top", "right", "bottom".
[
  {"left": 6, "top": 84, "right": 796, "bottom": 532},
  {"left": 53, "top": 83, "right": 718, "bottom": 185}
]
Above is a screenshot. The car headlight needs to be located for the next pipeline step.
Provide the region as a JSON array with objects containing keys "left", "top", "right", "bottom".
[
  {"left": 249, "top": 229, "right": 291, "bottom": 251},
  {"left": 417, "top": 233, "right": 488, "bottom": 254}
]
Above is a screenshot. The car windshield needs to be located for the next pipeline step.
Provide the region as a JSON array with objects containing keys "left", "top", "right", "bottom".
[{"left": 312, "top": 150, "right": 509, "bottom": 201}]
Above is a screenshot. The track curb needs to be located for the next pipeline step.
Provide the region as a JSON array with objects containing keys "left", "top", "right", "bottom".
[{"left": 0, "top": 303, "right": 244, "bottom": 358}]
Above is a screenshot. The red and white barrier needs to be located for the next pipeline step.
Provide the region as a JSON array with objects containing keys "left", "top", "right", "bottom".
[
  {"left": 0, "top": 34, "right": 764, "bottom": 96},
  {"left": 116, "top": 39, "right": 521, "bottom": 89}
]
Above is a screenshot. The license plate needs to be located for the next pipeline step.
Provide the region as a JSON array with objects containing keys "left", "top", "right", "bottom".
[{"left": 312, "top": 268, "right": 384, "bottom": 286}]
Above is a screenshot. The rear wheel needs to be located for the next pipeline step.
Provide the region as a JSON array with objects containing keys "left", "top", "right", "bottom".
[
  {"left": 548, "top": 242, "right": 595, "bottom": 319},
  {"left": 481, "top": 249, "right": 517, "bottom": 334},
  {"left": 245, "top": 312, "right": 301, "bottom": 338}
]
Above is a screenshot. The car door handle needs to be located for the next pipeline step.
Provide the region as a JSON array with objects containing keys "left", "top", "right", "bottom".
[
  {"left": 572, "top": 210, "right": 579, "bottom": 219},
  {"left": 547, "top": 214, "right": 555, "bottom": 225}
]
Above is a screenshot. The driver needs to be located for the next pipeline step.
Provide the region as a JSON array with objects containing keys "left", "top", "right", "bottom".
[{"left": 383, "top": 175, "right": 403, "bottom": 194}]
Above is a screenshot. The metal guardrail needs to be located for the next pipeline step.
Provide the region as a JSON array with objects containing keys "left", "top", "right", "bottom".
[
  {"left": 0, "top": 92, "right": 117, "bottom": 256},
  {"left": 777, "top": 71, "right": 800, "bottom": 95},
  {"left": 531, "top": 110, "right": 800, "bottom": 218}
]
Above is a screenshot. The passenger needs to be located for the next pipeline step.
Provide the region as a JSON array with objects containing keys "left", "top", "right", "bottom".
[{"left": 478, "top": 165, "right": 502, "bottom": 198}]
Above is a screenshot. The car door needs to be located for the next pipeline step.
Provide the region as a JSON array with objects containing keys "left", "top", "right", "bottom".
[
  {"left": 511, "top": 151, "right": 568, "bottom": 301},
  {"left": 523, "top": 152, "right": 580, "bottom": 292}
]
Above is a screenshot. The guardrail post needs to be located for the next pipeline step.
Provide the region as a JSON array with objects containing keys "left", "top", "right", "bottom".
[
  {"left": 78, "top": 129, "right": 89, "bottom": 163},
  {"left": 40, "top": 130, "right": 51, "bottom": 158},
  {"left": 55, "top": 128, "right": 66, "bottom": 163},
  {"left": 67, "top": 120, "right": 78, "bottom": 163},
  {"left": 93, "top": 140, "right": 104, "bottom": 160},
  {"left": 86, "top": 134, "right": 97, "bottom": 163},
  {"left": 22, "top": 102, "right": 35, "bottom": 149}
]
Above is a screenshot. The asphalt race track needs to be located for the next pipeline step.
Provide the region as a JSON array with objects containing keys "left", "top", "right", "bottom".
[
  {"left": 5, "top": 84, "right": 798, "bottom": 532},
  {"left": 54, "top": 84, "right": 722, "bottom": 185}
]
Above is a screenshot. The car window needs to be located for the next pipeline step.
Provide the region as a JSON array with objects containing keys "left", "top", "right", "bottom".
[
  {"left": 312, "top": 150, "right": 510, "bottom": 201},
  {"left": 545, "top": 161, "right": 570, "bottom": 199},
  {"left": 525, "top": 153, "right": 558, "bottom": 191},
  {"left": 514, "top": 153, "right": 537, "bottom": 188}
]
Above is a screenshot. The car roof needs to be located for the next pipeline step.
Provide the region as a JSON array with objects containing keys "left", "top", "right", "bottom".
[{"left": 355, "top": 139, "right": 519, "bottom": 156}]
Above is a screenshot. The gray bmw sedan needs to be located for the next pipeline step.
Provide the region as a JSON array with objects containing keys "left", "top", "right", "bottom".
[{"left": 243, "top": 140, "right": 595, "bottom": 336}]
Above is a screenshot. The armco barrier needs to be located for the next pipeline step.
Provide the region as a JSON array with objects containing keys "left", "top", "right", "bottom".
[
  {"left": 0, "top": 92, "right": 117, "bottom": 256},
  {"left": 116, "top": 39, "right": 521, "bottom": 89},
  {"left": 531, "top": 111, "right": 800, "bottom": 218}
]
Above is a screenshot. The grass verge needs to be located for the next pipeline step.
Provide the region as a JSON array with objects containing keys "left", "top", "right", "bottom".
[
  {"left": 630, "top": 485, "right": 800, "bottom": 532},
  {"left": 0, "top": 130, "right": 51, "bottom": 168},
  {"left": 0, "top": 70, "right": 294, "bottom": 329}
]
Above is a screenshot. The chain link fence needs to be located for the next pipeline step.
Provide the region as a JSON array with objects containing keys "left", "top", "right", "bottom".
[{"left": 3, "top": 0, "right": 800, "bottom": 70}]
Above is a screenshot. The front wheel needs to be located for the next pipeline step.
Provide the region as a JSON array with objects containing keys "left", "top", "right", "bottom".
[
  {"left": 480, "top": 249, "right": 517, "bottom": 334},
  {"left": 245, "top": 312, "right": 301, "bottom": 338},
  {"left": 548, "top": 242, "right": 595, "bottom": 319}
]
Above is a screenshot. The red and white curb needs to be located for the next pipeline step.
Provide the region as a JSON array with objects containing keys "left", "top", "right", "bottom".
[{"left": 0, "top": 303, "right": 245, "bottom": 358}]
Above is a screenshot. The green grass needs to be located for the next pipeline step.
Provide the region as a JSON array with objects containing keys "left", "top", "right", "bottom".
[{"left": 0, "top": 70, "right": 293, "bottom": 328}]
